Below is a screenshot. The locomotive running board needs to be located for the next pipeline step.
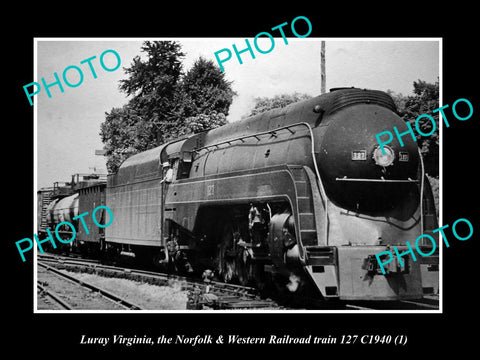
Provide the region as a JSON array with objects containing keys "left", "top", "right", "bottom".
[{"left": 335, "top": 176, "right": 418, "bottom": 183}]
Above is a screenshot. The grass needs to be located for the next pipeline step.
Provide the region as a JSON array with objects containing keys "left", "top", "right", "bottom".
[{"left": 71, "top": 271, "right": 188, "bottom": 310}]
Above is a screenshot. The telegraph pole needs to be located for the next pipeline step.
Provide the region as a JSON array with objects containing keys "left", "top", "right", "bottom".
[{"left": 321, "top": 41, "right": 326, "bottom": 94}]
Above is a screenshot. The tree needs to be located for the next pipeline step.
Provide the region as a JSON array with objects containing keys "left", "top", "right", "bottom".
[
  {"left": 184, "top": 111, "right": 228, "bottom": 135},
  {"left": 405, "top": 79, "right": 439, "bottom": 179},
  {"left": 176, "top": 57, "right": 235, "bottom": 135},
  {"left": 119, "top": 41, "right": 185, "bottom": 144},
  {"left": 388, "top": 79, "right": 440, "bottom": 178},
  {"left": 387, "top": 80, "right": 440, "bottom": 216},
  {"left": 246, "top": 92, "right": 313, "bottom": 117},
  {"left": 100, "top": 42, "right": 235, "bottom": 173},
  {"left": 100, "top": 105, "right": 143, "bottom": 173},
  {"left": 179, "top": 57, "right": 235, "bottom": 120}
]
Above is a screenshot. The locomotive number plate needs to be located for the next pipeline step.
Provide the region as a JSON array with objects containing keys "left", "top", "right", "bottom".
[
  {"left": 351, "top": 150, "right": 367, "bottom": 161},
  {"left": 399, "top": 152, "right": 409, "bottom": 162},
  {"left": 207, "top": 184, "right": 215, "bottom": 196}
]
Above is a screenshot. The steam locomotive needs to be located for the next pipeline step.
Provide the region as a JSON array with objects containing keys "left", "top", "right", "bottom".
[{"left": 38, "top": 87, "right": 439, "bottom": 301}]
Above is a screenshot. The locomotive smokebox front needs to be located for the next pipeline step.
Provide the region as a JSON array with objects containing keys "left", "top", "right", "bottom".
[{"left": 315, "top": 93, "right": 420, "bottom": 215}]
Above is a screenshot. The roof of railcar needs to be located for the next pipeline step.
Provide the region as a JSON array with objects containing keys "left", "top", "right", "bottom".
[
  {"left": 110, "top": 139, "right": 188, "bottom": 186},
  {"left": 110, "top": 144, "right": 166, "bottom": 185},
  {"left": 119, "top": 143, "right": 167, "bottom": 170}
]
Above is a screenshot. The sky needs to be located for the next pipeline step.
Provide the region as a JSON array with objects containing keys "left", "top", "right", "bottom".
[{"left": 35, "top": 38, "right": 440, "bottom": 189}]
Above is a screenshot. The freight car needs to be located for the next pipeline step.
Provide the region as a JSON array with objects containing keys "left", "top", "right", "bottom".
[
  {"left": 37, "top": 187, "right": 54, "bottom": 238},
  {"left": 37, "top": 173, "right": 107, "bottom": 253},
  {"left": 105, "top": 87, "right": 439, "bottom": 301},
  {"left": 75, "top": 181, "right": 107, "bottom": 256}
]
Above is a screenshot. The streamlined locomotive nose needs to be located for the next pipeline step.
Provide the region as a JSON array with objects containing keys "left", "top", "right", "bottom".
[{"left": 316, "top": 103, "right": 420, "bottom": 213}]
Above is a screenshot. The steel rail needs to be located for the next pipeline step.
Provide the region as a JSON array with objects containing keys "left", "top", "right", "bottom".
[
  {"left": 37, "top": 255, "right": 284, "bottom": 309},
  {"left": 37, "top": 255, "right": 439, "bottom": 310},
  {"left": 38, "top": 261, "right": 144, "bottom": 310},
  {"left": 38, "top": 254, "right": 259, "bottom": 299},
  {"left": 37, "top": 283, "right": 73, "bottom": 310},
  {"left": 399, "top": 299, "right": 439, "bottom": 310}
]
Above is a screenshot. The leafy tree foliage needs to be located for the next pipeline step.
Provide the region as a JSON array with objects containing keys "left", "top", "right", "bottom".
[
  {"left": 246, "top": 92, "right": 313, "bottom": 118},
  {"left": 388, "top": 79, "right": 439, "bottom": 178},
  {"left": 179, "top": 57, "right": 235, "bottom": 120},
  {"left": 177, "top": 57, "right": 235, "bottom": 136},
  {"left": 100, "top": 42, "right": 235, "bottom": 173},
  {"left": 388, "top": 79, "right": 440, "bottom": 216},
  {"left": 184, "top": 111, "right": 228, "bottom": 135},
  {"left": 100, "top": 105, "right": 145, "bottom": 173}
]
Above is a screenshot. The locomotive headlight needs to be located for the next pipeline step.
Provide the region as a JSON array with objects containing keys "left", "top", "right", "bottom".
[{"left": 373, "top": 145, "right": 395, "bottom": 167}]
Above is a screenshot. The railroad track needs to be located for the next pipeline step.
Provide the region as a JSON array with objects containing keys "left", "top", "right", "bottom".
[
  {"left": 37, "top": 282, "right": 73, "bottom": 310},
  {"left": 37, "top": 253, "right": 439, "bottom": 311},
  {"left": 37, "top": 261, "right": 144, "bottom": 310},
  {"left": 344, "top": 297, "right": 439, "bottom": 311},
  {"left": 37, "top": 254, "right": 282, "bottom": 310}
]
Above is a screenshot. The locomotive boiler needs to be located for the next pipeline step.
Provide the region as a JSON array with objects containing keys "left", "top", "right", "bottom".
[{"left": 106, "top": 87, "right": 439, "bottom": 301}]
